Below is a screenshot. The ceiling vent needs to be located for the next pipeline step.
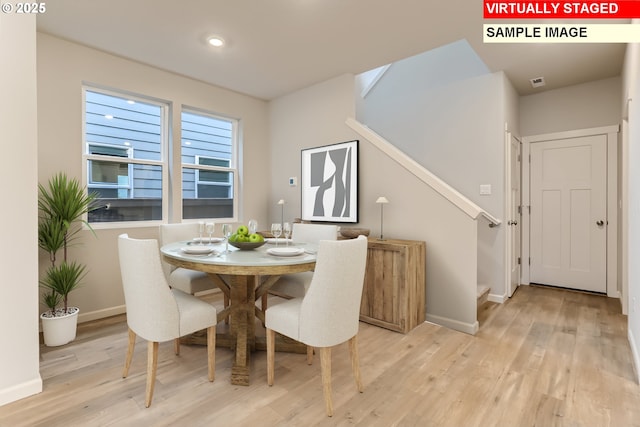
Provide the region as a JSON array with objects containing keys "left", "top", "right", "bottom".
[{"left": 530, "top": 76, "right": 546, "bottom": 88}]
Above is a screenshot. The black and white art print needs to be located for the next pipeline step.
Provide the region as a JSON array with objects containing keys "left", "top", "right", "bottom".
[{"left": 301, "top": 140, "right": 358, "bottom": 223}]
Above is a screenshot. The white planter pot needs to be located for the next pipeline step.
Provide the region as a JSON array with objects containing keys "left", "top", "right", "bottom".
[{"left": 40, "top": 307, "right": 79, "bottom": 347}]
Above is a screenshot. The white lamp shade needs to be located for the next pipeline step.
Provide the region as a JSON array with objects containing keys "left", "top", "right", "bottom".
[
  {"left": 277, "top": 199, "right": 285, "bottom": 205},
  {"left": 376, "top": 196, "right": 389, "bottom": 204}
]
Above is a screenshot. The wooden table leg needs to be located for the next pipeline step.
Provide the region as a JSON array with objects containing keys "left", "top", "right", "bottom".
[
  {"left": 182, "top": 274, "right": 304, "bottom": 386},
  {"left": 229, "top": 275, "right": 257, "bottom": 386}
]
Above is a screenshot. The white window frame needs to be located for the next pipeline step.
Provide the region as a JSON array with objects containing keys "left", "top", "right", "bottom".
[
  {"left": 181, "top": 107, "right": 239, "bottom": 222},
  {"left": 82, "top": 85, "right": 169, "bottom": 228}
]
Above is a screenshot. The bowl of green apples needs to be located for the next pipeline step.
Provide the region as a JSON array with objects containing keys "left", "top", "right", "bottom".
[{"left": 228, "top": 224, "right": 266, "bottom": 250}]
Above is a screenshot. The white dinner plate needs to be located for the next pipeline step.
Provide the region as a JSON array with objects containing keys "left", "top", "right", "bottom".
[
  {"left": 181, "top": 246, "right": 216, "bottom": 255},
  {"left": 265, "top": 238, "right": 292, "bottom": 244},
  {"left": 192, "top": 237, "right": 224, "bottom": 244},
  {"left": 267, "top": 247, "right": 305, "bottom": 257}
]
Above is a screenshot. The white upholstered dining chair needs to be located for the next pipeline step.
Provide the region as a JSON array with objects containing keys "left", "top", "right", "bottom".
[
  {"left": 118, "top": 234, "right": 218, "bottom": 408},
  {"left": 266, "top": 235, "right": 368, "bottom": 416},
  {"left": 159, "top": 223, "right": 217, "bottom": 295},
  {"left": 262, "top": 223, "right": 338, "bottom": 309}
]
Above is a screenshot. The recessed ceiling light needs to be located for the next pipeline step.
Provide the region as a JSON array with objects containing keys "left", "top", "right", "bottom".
[
  {"left": 104, "top": 114, "right": 114, "bottom": 119},
  {"left": 207, "top": 36, "right": 225, "bottom": 47}
]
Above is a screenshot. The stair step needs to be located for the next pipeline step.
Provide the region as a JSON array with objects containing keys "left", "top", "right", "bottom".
[{"left": 477, "top": 284, "right": 490, "bottom": 305}]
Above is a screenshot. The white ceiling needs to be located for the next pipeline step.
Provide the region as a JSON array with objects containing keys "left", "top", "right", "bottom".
[{"left": 36, "top": 0, "right": 627, "bottom": 100}]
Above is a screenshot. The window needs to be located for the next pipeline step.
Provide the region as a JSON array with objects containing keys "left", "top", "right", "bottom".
[
  {"left": 82, "top": 87, "right": 239, "bottom": 224},
  {"left": 181, "top": 110, "right": 237, "bottom": 220},
  {"left": 83, "top": 88, "right": 167, "bottom": 223}
]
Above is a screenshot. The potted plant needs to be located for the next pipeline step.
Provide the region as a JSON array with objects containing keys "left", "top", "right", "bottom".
[{"left": 38, "top": 172, "right": 98, "bottom": 346}]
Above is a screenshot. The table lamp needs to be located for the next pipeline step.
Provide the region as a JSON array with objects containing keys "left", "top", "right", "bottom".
[{"left": 376, "top": 196, "right": 389, "bottom": 240}]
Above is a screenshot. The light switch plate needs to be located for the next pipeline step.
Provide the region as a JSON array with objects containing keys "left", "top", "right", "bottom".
[
  {"left": 480, "top": 184, "right": 492, "bottom": 195},
  {"left": 289, "top": 176, "right": 297, "bottom": 187}
]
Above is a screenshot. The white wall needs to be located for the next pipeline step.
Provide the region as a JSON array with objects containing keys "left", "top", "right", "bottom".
[
  {"left": 622, "top": 40, "right": 640, "bottom": 383},
  {"left": 0, "top": 14, "right": 42, "bottom": 405},
  {"left": 520, "top": 76, "right": 622, "bottom": 136},
  {"left": 503, "top": 72, "right": 521, "bottom": 138},
  {"left": 269, "top": 75, "right": 480, "bottom": 333},
  {"left": 268, "top": 74, "right": 356, "bottom": 222},
  {"left": 37, "top": 33, "right": 270, "bottom": 322},
  {"left": 357, "top": 41, "right": 499, "bottom": 208},
  {"left": 356, "top": 44, "right": 510, "bottom": 302}
]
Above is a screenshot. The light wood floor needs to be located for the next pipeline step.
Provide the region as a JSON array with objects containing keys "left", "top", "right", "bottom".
[{"left": 2, "top": 285, "right": 639, "bottom": 426}]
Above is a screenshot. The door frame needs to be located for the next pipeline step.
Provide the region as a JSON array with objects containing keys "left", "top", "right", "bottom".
[
  {"left": 505, "top": 131, "right": 522, "bottom": 297},
  {"left": 521, "top": 125, "right": 619, "bottom": 298}
]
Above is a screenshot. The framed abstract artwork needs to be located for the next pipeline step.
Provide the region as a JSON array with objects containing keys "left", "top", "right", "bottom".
[{"left": 301, "top": 140, "right": 358, "bottom": 223}]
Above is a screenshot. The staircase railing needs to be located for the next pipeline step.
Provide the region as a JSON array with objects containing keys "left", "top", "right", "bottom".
[{"left": 346, "top": 118, "right": 501, "bottom": 227}]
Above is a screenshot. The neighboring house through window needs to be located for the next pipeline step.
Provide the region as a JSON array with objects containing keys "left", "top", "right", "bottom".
[
  {"left": 83, "top": 88, "right": 166, "bottom": 223},
  {"left": 87, "top": 143, "right": 133, "bottom": 199},
  {"left": 83, "top": 87, "right": 239, "bottom": 224},
  {"left": 181, "top": 110, "right": 237, "bottom": 220},
  {"left": 195, "top": 156, "right": 232, "bottom": 198}
]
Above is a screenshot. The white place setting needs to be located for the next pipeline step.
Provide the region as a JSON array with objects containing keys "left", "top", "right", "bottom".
[
  {"left": 266, "top": 246, "right": 305, "bottom": 257},
  {"left": 179, "top": 245, "right": 220, "bottom": 256},
  {"left": 191, "top": 236, "right": 225, "bottom": 244}
]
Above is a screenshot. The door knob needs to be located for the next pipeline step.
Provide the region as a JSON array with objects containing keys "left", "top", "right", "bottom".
[
  {"left": 596, "top": 220, "right": 604, "bottom": 226},
  {"left": 508, "top": 220, "right": 518, "bottom": 226}
]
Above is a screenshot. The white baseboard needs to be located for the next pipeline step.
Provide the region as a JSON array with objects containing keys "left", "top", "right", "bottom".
[
  {"left": 426, "top": 313, "right": 479, "bottom": 335},
  {"left": 78, "top": 305, "right": 126, "bottom": 324},
  {"left": 488, "top": 293, "right": 506, "bottom": 303},
  {"left": 629, "top": 327, "right": 640, "bottom": 385},
  {"left": 0, "top": 377, "right": 42, "bottom": 407}
]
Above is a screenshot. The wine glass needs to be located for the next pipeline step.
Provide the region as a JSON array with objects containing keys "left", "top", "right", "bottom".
[
  {"left": 198, "top": 221, "right": 205, "bottom": 245},
  {"left": 271, "top": 223, "right": 282, "bottom": 246},
  {"left": 222, "top": 223, "right": 232, "bottom": 253},
  {"left": 283, "top": 222, "right": 291, "bottom": 246},
  {"left": 205, "top": 222, "right": 215, "bottom": 245},
  {"left": 248, "top": 219, "right": 258, "bottom": 235}
]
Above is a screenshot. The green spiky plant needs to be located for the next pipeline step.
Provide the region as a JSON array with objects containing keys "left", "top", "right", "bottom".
[
  {"left": 41, "top": 290, "right": 62, "bottom": 317},
  {"left": 38, "top": 172, "right": 98, "bottom": 316}
]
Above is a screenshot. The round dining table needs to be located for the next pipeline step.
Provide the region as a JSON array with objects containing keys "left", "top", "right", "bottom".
[{"left": 160, "top": 240, "right": 317, "bottom": 386}]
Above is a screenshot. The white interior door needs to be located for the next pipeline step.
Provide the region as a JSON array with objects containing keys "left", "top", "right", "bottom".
[
  {"left": 530, "top": 135, "right": 607, "bottom": 293},
  {"left": 508, "top": 135, "right": 521, "bottom": 297}
]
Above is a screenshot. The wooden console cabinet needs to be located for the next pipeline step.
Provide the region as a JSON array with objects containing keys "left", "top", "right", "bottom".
[{"left": 359, "top": 238, "right": 426, "bottom": 333}]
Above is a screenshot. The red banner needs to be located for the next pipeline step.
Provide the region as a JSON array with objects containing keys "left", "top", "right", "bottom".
[{"left": 484, "top": 1, "right": 640, "bottom": 19}]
